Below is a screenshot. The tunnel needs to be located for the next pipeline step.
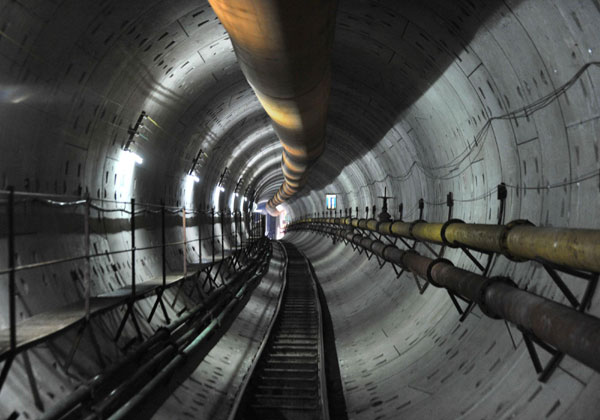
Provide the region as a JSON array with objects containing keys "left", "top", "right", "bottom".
[{"left": 1, "top": 0, "right": 600, "bottom": 419}]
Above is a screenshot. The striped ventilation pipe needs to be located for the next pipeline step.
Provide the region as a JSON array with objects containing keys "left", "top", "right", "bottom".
[{"left": 208, "top": 0, "right": 338, "bottom": 216}]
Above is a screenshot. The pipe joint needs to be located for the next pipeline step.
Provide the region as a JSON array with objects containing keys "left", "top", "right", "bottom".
[
  {"left": 409, "top": 220, "right": 426, "bottom": 239},
  {"left": 477, "top": 276, "right": 517, "bottom": 319},
  {"left": 426, "top": 258, "right": 454, "bottom": 288},
  {"left": 501, "top": 220, "right": 535, "bottom": 261},
  {"left": 440, "top": 219, "right": 465, "bottom": 248}
]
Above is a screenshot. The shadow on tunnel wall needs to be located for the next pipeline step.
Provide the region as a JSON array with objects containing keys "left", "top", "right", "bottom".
[{"left": 289, "top": 0, "right": 524, "bottom": 202}]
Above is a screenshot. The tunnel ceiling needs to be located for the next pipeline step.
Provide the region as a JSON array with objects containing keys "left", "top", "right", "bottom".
[{"left": 3, "top": 0, "right": 597, "bottom": 224}]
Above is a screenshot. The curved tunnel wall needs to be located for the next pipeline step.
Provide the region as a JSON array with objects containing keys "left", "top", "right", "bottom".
[{"left": 1, "top": 0, "right": 599, "bottom": 418}]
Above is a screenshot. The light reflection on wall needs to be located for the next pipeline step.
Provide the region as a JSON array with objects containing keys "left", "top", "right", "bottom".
[
  {"left": 184, "top": 175, "right": 197, "bottom": 208},
  {"left": 115, "top": 149, "right": 142, "bottom": 200},
  {"left": 228, "top": 192, "right": 236, "bottom": 212},
  {"left": 212, "top": 185, "right": 222, "bottom": 211},
  {"left": 276, "top": 203, "right": 287, "bottom": 240}
]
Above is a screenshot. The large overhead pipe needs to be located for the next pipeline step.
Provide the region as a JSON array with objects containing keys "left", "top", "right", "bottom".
[
  {"left": 287, "top": 222, "right": 600, "bottom": 374},
  {"left": 305, "top": 217, "right": 600, "bottom": 273},
  {"left": 208, "top": 0, "right": 338, "bottom": 216}
]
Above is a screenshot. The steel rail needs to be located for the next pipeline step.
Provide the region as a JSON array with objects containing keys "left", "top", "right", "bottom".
[{"left": 226, "top": 241, "right": 288, "bottom": 420}]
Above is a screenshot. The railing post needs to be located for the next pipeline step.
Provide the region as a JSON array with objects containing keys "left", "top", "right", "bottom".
[
  {"left": 161, "top": 201, "right": 166, "bottom": 288},
  {"left": 221, "top": 210, "right": 225, "bottom": 261},
  {"left": 198, "top": 210, "right": 203, "bottom": 264},
  {"left": 212, "top": 207, "right": 215, "bottom": 264},
  {"left": 8, "top": 186, "right": 16, "bottom": 352},
  {"left": 234, "top": 211, "right": 238, "bottom": 253},
  {"left": 84, "top": 194, "right": 91, "bottom": 321},
  {"left": 183, "top": 207, "right": 187, "bottom": 279},
  {"left": 130, "top": 198, "right": 136, "bottom": 300}
]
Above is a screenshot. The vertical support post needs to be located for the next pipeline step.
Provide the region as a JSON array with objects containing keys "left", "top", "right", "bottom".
[
  {"left": 8, "top": 186, "right": 16, "bottom": 352},
  {"left": 84, "top": 194, "right": 91, "bottom": 321},
  {"left": 131, "top": 198, "right": 136, "bottom": 299},
  {"left": 212, "top": 207, "right": 215, "bottom": 264},
  {"left": 161, "top": 201, "right": 166, "bottom": 287},
  {"left": 183, "top": 207, "right": 187, "bottom": 279},
  {"left": 198, "top": 210, "right": 203, "bottom": 264},
  {"left": 221, "top": 210, "right": 225, "bottom": 261}
]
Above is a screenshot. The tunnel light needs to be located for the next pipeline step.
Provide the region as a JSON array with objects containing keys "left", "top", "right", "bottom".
[
  {"left": 186, "top": 174, "right": 200, "bottom": 183},
  {"left": 276, "top": 204, "right": 285, "bottom": 212},
  {"left": 124, "top": 150, "right": 143, "bottom": 165},
  {"left": 218, "top": 185, "right": 225, "bottom": 192},
  {"left": 235, "top": 192, "right": 239, "bottom": 197},
  {"left": 326, "top": 193, "right": 337, "bottom": 210}
]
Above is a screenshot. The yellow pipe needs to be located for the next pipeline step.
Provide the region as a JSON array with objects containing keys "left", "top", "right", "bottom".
[
  {"left": 302, "top": 217, "right": 600, "bottom": 273},
  {"left": 390, "top": 221, "right": 412, "bottom": 238},
  {"left": 444, "top": 224, "right": 505, "bottom": 252},
  {"left": 411, "top": 223, "right": 445, "bottom": 245},
  {"left": 366, "top": 220, "right": 378, "bottom": 231}
]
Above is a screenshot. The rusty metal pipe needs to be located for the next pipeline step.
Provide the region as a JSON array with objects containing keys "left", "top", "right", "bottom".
[
  {"left": 289, "top": 222, "right": 600, "bottom": 373},
  {"left": 208, "top": 0, "right": 337, "bottom": 216},
  {"left": 306, "top": 217, "right": 600, "bottom": 273}
]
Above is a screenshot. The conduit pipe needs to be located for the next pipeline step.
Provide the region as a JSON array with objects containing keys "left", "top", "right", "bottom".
[
  {"left": 299, "top": 217, "right": 600, "bottom": 273},
  {"left": 287, "top": 223, "right": 600, "bottom": 374},
  {"left": 207, "top": 0, "right": 338, "bottom": 216},
  {"left": 41, "top": 239, "right": 271, "bottom": 420}
]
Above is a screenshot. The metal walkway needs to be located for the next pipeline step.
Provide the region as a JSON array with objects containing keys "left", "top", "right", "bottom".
[
  {"left": 233, "top": 241, "right": 328, "bottom": 420},
  {"left": 0, "top": 253, "right": 236, "bottom": 361}
]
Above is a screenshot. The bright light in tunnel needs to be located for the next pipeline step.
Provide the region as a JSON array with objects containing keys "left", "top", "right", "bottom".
[
  {"left": 276, "top": 204, "right": 287, "bottom": 240},
  {"left": 124, "top": 150, "right": 143, "bottom": 165},
  {"left": 229, "top": 192, "right": 235, "bottom": 211},
  {"left": 218, "top": 185, "right": 225, "bottom": 192},
  {"left": 115, "top": 149, "right": 143, "bottom": 199},
  {"left": 184, "top": 175, "right": 198, "bottom": 207},
  {"left": 212, "top": 185, "right": 221, "bottom": 211},
  {"left": 186, "top": 174, "right": 200, "bottom": 183}
]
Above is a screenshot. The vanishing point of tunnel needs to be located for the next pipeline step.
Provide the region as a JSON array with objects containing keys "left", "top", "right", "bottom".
[{"left": 1, "top": 0, "right": 600, "bottom": 419}]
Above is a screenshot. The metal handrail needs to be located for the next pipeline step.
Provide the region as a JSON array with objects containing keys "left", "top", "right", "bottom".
[{"left": 0, "top": 186, "right": 258, "bottom": 394}]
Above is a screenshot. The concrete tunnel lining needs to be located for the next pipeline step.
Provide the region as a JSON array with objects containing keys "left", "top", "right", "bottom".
[{"left": 1, "top": 0, "right": 600, "bottom": 418}]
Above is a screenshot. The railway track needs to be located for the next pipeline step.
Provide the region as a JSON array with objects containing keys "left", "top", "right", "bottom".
[{"left": 232, "top": 241, "right": 329, "bottom": 420}]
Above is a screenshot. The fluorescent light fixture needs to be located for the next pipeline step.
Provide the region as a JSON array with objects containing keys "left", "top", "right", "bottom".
[{"left": 186, "top": 174, "right": 200, "bottom": 183}]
